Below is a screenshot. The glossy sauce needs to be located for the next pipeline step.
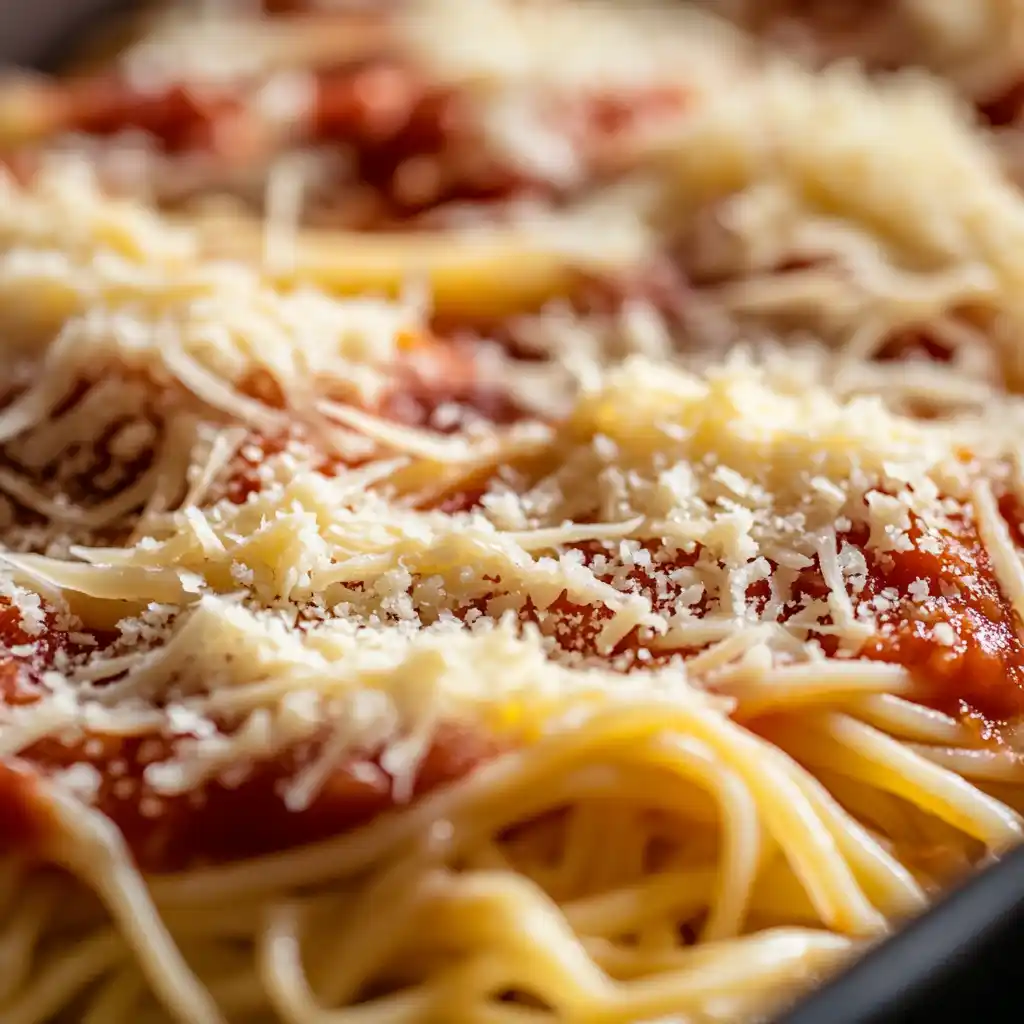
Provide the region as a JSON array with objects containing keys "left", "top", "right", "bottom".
[
  {"left": 24, "top": 722, "right": 497, "bottom": 872},
  {"left": 859, "top": 516, "right": 1024, "bottom": 726},
  {"left": 427, "top": 494, "right": 1024, "bottom": 727},
  {"left": 0, "top": 594, "right": 500, "bottom": 869},
  {"left": 781, "top": 512, "right": 1024, "bottom": 729},
  {"left": 0, "top": 336, "right": 530, "bottom": 867},
  {"left": 6, "top": 470, "right": 1024, "bottom": 867}
]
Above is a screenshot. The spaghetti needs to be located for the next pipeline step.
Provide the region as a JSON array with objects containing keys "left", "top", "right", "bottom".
[
  {"left": 4, "top": 3, "right": 1024, "bottom": 1024},
  {"left": 6, "top": 0, "right": 1024, "bottom": 397}
]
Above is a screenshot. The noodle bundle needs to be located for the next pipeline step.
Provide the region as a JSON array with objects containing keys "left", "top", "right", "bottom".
[{"left": 3, "top": 3, "right": 1024, "bottom": 1023}]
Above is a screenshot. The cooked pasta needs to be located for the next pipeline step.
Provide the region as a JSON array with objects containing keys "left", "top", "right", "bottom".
[{"left": 4, "top": 3, "right": 1024, "bottom": 1024}]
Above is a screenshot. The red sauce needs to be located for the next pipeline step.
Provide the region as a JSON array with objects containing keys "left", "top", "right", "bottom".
[
  {"left": 440, "top": 540, "right": 712, "bottom": 665},
  {"left": 857, "top": 516, "right": 1024, "bottom": 725},
  {"left": 0, "top": 593, "right": 499, "bottom": 869},
  {"left": 7, "top": 61, "right": 687, "bottom": 228},
  {"left": 435, "top": 486, "right": 490, "bottom": 515},
  {"left": 0, "top": 331, "right": 530, "bottom": 868},
  {"left": 581, "top": 87, "right": 687, "bottom": 139},
  {"left": 0, "top": 762, "right": 51, "bottom": 852},
  {"left": 0, "top": 601, "right": 81, "bottom": 703},
  {"left": 0, "top": 601, "right": 90, "bottom": 851},
  {"left": 313, "top": 68, "right": 555, "bottom": 220},
  {"left": 774, "top": 512, "right": 1024, "bottom": 728},
  {"left": 248, "top": 328, "right": 526, "bottom": 430},
  {"left": 379, "top": 335, "right": 526, "bottom": 430},
  {"left": 313, "top": 69, "right": 687, "bottom": 220},
  {"left": 979, "top": 81, "right": 1024, "bottom": 127},
  {"left": 423, "top": 499, "right": 1024, "bottom": 728},
  {"left": 21, "top": 723, "right": 497, "bottom": 872},
  {"left": 6, "top": 479, "right": 1024, "bottom": 868},
  {"left": 224, "top": 332, "right": 529, "bottom": 503},
  {"left": 46, "top": 75, "right": 261, "bottom": 162}
]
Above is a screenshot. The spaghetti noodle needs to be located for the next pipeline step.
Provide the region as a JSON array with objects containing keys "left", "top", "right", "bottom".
[
  {"left": 6, "top": 0, "right": 1024, "bottom": 397},
  {"left": 4, "top": 3, "right": 1024, "bottom": 1024}
]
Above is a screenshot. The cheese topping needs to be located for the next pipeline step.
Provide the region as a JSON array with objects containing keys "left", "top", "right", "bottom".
[
  {"left": 5, "top": 28, "right": 1024, "bottom": 820},
  {"left": 3, "top": 186, "right": 1024, "bottom": 808},
  {"left": 10, "top": 12, "right": 1024, "bottom": 1024}
]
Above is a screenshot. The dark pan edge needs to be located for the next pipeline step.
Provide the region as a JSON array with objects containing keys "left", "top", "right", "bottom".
[
  {"left": 0, "top": 0, "right": 133, "bottom": 72},
  {"left": 776, "top": 844, "right": 1024, "bottom": 1024}
]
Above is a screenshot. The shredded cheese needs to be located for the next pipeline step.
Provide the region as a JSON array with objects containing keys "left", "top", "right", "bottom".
[{"left": 5, "top": 45, "right": 1024, "bottom": 826}]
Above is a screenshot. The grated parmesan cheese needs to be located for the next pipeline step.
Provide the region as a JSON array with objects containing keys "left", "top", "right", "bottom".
[{"left": 5, "top": 72, "right": 1024, "bottom": 823}]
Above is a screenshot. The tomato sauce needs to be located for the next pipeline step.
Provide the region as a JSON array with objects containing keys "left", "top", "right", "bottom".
[
  {"left": 0, "top": 762, "right": 51, "bottom": 852},
  {"left": 6, "top": 468, "right": 1024, "bottom": 868},
  {"left": 0, "top": 593, "right": 499, "bottom": 869},
  {"left": 0, "top": 601, "right": 92, "bottom": 851},
  {"left": 979, "top": 81, "right": 1024, "bottom": 128},
  {"left": 26, "top": 74, "right": 262, "bottom": 164},
  {"left": 5, "top": 59, "right": 688, "bottom": 228},
  {"left": 21, "top": 723, "right": 496, "bottom": 873},
  {"left": 773, "top": 512, "right": 1024, "bottom": 729},
  {"left": 379, "top": 335, "right": 527, "bottom": 430},
  {"left": 420, "top": 493, "right": 1024, "bottom": 729},
  {"left": 0, "top": 600, "right": 87, "bottom": 703},
  {"left": 857, "top": 517, "right": 1024, "bottom": 726},
  {"left": 875, "top": 329, "right": 958, "bottom": 365},
  {"left": 224, "top": 332, "right": 529, "bottom": 503},
  {"left": 0, "top": 334, "right": 531, "bottom": 868},
  {"left": 311, "top": 66, "right": 543, "bottom": 217}
]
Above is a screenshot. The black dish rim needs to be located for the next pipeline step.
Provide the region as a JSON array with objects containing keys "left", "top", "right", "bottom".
[{"left": 776, "top": 843, "right": 1024, "bottom": 1024}]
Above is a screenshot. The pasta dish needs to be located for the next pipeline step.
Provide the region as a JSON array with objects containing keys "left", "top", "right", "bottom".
[{"left": 3, "top": 2, "right": 1024, "bottom": 1022}]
